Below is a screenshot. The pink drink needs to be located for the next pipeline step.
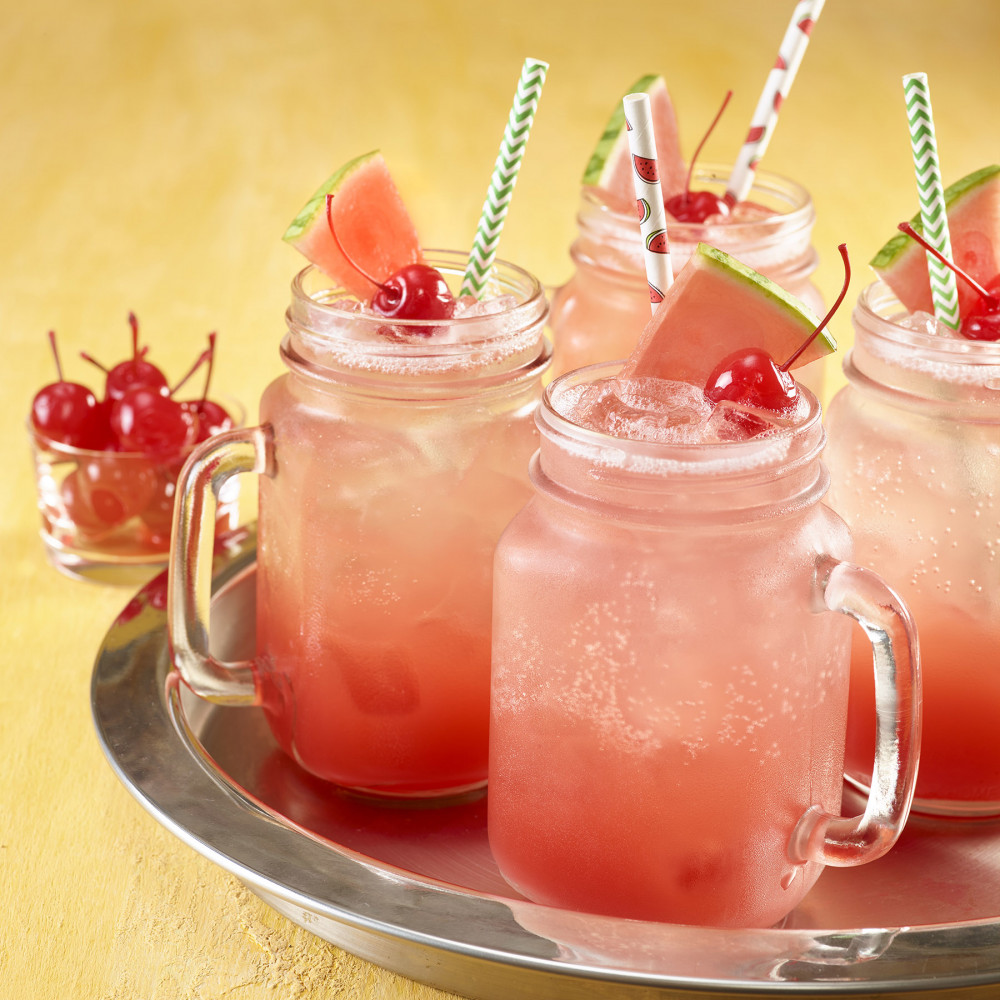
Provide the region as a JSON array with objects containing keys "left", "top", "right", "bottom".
[
  {"left": 171, "top": 253, "right": 550, "bottom": 798},
  {"left": 825, "top": 280, "right": 1000, "bottom": 814},
  {"left": 489, "top": 365, "right": 919, "bottom": 927},
  {"left": 549, "top": 167, "right": 825, "bottom": 399},
  {"left": 846, "top": 612, "right": 1000, "bottom": 806}
]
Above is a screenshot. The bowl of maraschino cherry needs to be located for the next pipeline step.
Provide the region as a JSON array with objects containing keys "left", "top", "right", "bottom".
[{"left": 28, "top": 313, "right": 241, "bottom": 584}]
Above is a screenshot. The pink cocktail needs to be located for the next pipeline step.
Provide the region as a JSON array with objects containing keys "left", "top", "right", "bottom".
[
  {"left": 489, "top": 364, "right": 919, "bottom": 927},
  {"left": 825, "top": 280, "right": 1000, "bottom": 815},
  {"left": 170, "top": 253, "right": 550, "bottom": 797}
]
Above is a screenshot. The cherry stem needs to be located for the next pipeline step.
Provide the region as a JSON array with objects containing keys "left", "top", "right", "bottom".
[
  {"left": 780, "top": 243, "right": 851, "bottom": 371},
  {"left": 200, "top": 332, "right": 217, "bottom": 405},
  {"left": 682, "top": 90, "right": 733, "bottom": 204},
  {"left": 325, "top": 194, "right": 386, "bottom": 291},
  {"left": 128, "top": 311, "right": 140, "bottom": 360},
  {"left": 80, "top": 351, "right": 109, "bottom": 373},
  {"left": 170, "top": 346, "right": 211, "bottom": 397},
  {"left": 898, "top": 221, "right": 995, "bottom": 304},
  {"left": 47, "top": 330, "right": 65, "bottom": 382}
]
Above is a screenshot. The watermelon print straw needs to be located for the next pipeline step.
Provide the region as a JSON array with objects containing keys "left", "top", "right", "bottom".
[
  {"left": 902, "top": 72, "right": 960, "bottom": 329},
  {"left": 460, "top": 57, "right": 548, "bottom": 299},
  {"left": 622, "top": 92, "right": 672, "bottom": 313},
  {"left": 725, "top": 0, "right": 825, "bottom": 205}
]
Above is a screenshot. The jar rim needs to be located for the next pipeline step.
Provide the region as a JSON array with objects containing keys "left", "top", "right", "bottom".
[
  {"left": 580, "top": 164, "right": 815, "bottom": 244},
  {"left": 289, "top": 251, "right": 546, "bottom": 343},
  {"left": 286, "top": 251, "right": 550, "bottom": 380},
  {"left": 538, "top": 360, "right": 825, "bottom": 481},
  {"left": 854, "top": 280, "right": 1000, "bottom": 365}
]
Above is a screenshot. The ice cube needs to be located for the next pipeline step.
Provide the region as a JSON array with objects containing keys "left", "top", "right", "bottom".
[
  {"left": 571, "top": 376, "right": 713, "bottom": 443},
  {"left": 324, "top": 295, "right": 365, "bottom": 313},
  {"left": 702, "top": 399, "right": 784, "bottom": 443},
  {"left": 895, "top": 309, "right": 960, "bottom": 338},
  {"left": 452, "top": 293, "right": 518, "bottom": 318}
]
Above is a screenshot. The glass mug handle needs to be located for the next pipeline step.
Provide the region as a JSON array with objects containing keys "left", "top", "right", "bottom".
[
  {"left": 167, "top": 425, "right": 274, "bottom": 705},
  {"left": 788, "top": 554, "right": 921, "bottom": 867}
]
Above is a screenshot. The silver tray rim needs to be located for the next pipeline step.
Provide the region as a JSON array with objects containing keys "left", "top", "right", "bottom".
[{"left": 90, "top": 527, "right": 1000, "bottom": 999}]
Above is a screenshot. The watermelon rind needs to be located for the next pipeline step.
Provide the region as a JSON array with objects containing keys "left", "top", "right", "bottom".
[
  {"left": 871, "top": 165, "right": 1000, "bottom": 270},
  {"left": 282, "top": 150, "right": 423, "bottom": 299},
  {"left": 624, "top": 243, "right": 833, "bottom": 383},
  {"left": 871, "top": 164, "right": 1000, "bottom": 318},
  {"left": 582, "top": 74, "right": 660, "bottom": 187},
  {"left": 698, "top": 244, "right": 825, "bottom": 332},
  {"left": 282, "top": 151, "right": 377, "bottom": 244},
  {"left": 582, "top": 75, "right": 686, "bottom": 201}
]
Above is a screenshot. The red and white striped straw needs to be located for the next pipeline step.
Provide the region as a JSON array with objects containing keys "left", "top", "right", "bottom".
[
  {"left": 725, "top": 0, "right": 825, "bottom": 205},
  {"left": 623, "top": 93, "right": 672, "bottom": 313}
]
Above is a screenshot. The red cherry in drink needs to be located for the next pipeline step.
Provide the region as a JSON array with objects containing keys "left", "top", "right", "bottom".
[
  {"left": 60, "top": 468, "right": 114, "bottom": 537},
  {"left": 111, "top": 385, "right": 198, "bottom": 456},
  {"left": 897, "top": 221, "right": 1000, "bottom": 341},
  {"left": 73, "top": 453, "right": 158, "bottom": 526},
  {"left": 31, "top": 330, "right": 102, "bottom": 448},
  {"left": 664, "top": 91, "right": 733, "bottom": 224},
  {"left": 704, "top": 347, "right": 798, "bottom": 412},
  {"left": 325, "top": 194, "right": 455, "bottom": 327},
  {"left": 667, "top": 189, "right": 732, "bottom": 224},
  {"left": 103, "top": 312, "right": 170, "bottom": 400},
  {"left": 138, "top": 473, "right": 179, "bottom": 542},
  {"left": 705, "top": 243, "right": 852, "bottom": 416},
  {"left": 962, "top": 279, "right": 1000, "bottom": 341},
  {"left": 370, "top": 263, "right": 456, "bottom": 321}
]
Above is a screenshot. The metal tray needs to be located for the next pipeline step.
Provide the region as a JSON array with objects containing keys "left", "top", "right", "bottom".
[{"left": 92, "top": 526, "right": 1000, "bottom": 999}]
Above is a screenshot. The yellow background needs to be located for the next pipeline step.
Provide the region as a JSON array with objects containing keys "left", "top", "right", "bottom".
[{"left": 2, "top": 1, "right": 998, "bottom": 997}]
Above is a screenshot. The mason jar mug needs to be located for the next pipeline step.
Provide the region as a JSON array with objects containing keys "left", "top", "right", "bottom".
[
  {"left": 489, "top": 363, "right": 920, "bottom": 927},
  {"left": 825, "top": 279, "right": 1000, "bottom": 817},
  {"left": 169, "top": 253, "right": 550, "bottom": 798}
]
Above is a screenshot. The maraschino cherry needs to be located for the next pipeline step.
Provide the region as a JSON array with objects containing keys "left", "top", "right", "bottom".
[
  {"left": 31, "top": 330, "right": 101, "bottom": 448},
  {"left": 111, "top": 385, "right": 197, "bottom": 456},
  {"left": 664, "top": 91, "right": 734, "bottom": 224},
  {"left": 68, "top": 454, "right": 158, "bottom": 528},
  {"left": 325, "top": 193, "right": 455, "bottom": 326},
  {"left": 897, "top": 221, "right": 1000, "bottom": 341},
  {"left": 175, "top": 332, "right": 234, "bottom": 441},
  {"left": 100, "top": 312, "right": 170, "bottom": 399},
  {"left": 705, "top": 243, "right": 851, "bottom": 415}
]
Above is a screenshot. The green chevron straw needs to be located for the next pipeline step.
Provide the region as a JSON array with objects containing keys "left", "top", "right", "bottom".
[
  {"left": 903, "top": 72, "right": 960, "bottom": 329},
  {"left": 460, "top": 57, "right": 548, "bottom": 299}
]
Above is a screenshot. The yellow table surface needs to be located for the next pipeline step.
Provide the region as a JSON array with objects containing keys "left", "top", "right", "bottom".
[{"left": 2, "top": 1, "right": 998, "bottom": 997}]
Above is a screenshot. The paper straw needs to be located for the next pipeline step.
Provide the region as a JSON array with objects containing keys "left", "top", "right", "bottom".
[
  {"left": 725, "top": 0, "right": 825, "bottom": 204},
  {"left": 903, "top": 72, "right": 960, "bottom": 329},
  {"left": 622, "top": 92, "right": 672, "bottom": 312},
  {"left": 460, "top": 57, "right": 548, "bottom": 299}
]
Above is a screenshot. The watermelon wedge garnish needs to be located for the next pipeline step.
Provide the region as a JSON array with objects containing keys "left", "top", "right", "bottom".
[
  {"left": 582, "top": 75, "right": 686, "bottom": 208},
  {"left": 872, "top": 164, "right": 1000, "bottom": 319},
  {"left": 622, "top": 244, "right": 832, "bottom": 384},
  {"left": 282, "top": 151, "right": 423, "bottom": 299}
]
